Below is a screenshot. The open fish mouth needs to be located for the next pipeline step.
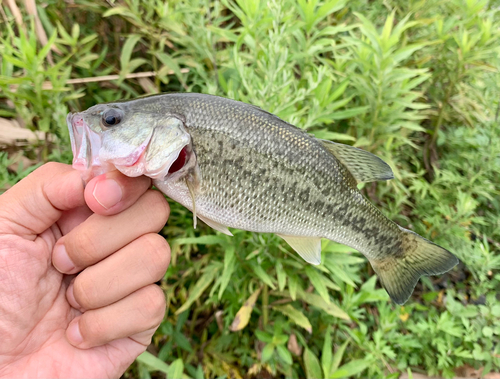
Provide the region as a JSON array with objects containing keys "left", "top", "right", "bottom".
[{"left": 67, "top": 112, "right": 190, "bottom": 182}]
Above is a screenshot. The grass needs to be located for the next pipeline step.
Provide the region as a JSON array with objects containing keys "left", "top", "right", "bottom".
[{"left": 1, "top": 0, "right": 499, "bottom": 378}]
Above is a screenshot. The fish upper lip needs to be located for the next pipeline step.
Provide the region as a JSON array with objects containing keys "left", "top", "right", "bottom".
[{"left": 112, "top": 132, "right": 153, "bottom": 168}]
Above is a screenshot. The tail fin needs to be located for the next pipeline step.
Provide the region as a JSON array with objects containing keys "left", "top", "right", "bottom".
[{"left": 370, "top": 227, "right": 459, "bottom": 305}]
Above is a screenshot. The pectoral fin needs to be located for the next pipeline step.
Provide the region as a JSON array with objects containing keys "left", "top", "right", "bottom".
[
  {"left": 277, "top": 235, "right": 322, "bottom": 265},
  {"left": 320, "top": 140, "right": 393, "bottom": 183},
  {"left": 197, "top": 214, "right": 233, "bottom": 236}
]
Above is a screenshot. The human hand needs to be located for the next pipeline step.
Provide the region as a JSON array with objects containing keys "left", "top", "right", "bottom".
[{"left": 0, "top": 163, "right": 171, "bottom": 378}]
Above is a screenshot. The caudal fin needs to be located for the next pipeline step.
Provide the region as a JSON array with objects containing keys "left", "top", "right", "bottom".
[{"left": 370, "top": 227, "right": 459, "bottom": 305}]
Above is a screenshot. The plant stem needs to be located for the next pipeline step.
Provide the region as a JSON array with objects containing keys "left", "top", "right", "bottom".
[{"left": 262, "top": 285, "right": 269, "bottom": 327}]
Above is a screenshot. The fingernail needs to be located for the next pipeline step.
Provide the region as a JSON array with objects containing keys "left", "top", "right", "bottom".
[
  {"left": 67, "top": 282, "right": 82, "bottom": 310},
  {"left": 53, "top": 244, "right": 75, "bottom": 273},
  {"left": 93, "top": 178, "right": 123, "bottom": 209},
  {"left": 67, "top": 319, "right": 83, "bottom": 346}
]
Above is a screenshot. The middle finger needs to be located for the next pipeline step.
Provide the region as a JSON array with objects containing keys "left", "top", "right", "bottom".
[{"left": 52, "top": 189, "right": 169, "bottom": 274}]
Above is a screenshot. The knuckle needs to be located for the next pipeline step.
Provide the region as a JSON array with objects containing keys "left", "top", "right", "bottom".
[
  {"left": 139, "top": 285, "right": 166, "bottom": 328},
  {"left": 140, "top": 234, "right": 171, "bottom": 281},
  {"left": 73, "top": 275, "right": 96, "bottom": 310},
  {"left": 79, "top": 312, "right": 106, "bottom": 344},
  {"left": 142, "top": 191, "right": 170, "bottom": 232},
  {"left": 67, "top": 228, "right": 99, "bottom": 266},
  {"left": 39, "top": 162, "right": 64, "bottom": 175}
]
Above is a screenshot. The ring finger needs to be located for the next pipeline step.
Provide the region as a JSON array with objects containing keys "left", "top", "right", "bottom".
[{"left": 67, "top": 233, "right": 171, "bottom": 311}]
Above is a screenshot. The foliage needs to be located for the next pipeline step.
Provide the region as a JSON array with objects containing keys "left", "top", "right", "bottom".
[{"left": 1, "top": 0, "right": 499, "bottom": 378}]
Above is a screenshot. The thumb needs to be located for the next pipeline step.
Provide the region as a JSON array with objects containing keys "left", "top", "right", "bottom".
[{"left": 0, "top": 162, "right": 86, "bottom": 239}]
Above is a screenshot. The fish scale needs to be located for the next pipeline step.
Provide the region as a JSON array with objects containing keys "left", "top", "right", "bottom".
[{"left": 68, "top": 92, "right": 458, "bottom": 304}]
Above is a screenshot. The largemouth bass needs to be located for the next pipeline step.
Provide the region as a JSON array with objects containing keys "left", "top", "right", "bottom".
[{"left": 67, "top": 93, "right": 458, "bottom": 304}]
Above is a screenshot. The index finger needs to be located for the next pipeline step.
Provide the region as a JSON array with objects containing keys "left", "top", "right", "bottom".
[{"left": 84, "top": 171, "right": 151, "bottom": 216}]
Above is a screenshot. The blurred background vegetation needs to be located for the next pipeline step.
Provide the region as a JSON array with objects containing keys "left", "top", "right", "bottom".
[{"left": 1, "top": 0, "right": 500, "bottom": 378}]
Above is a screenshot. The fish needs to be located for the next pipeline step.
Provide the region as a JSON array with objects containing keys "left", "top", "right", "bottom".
[{"left": 67, "top": 93, "right": 458, "bottom": 304}]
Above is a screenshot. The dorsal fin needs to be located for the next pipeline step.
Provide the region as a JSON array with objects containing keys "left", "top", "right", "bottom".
[{"left": 320, "top": 140, "right": 394, "bottom": 183}]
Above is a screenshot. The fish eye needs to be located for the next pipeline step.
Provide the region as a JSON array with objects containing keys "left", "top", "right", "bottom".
[{"left": 102, "top": 108, "right": 122, "bottom": 127}]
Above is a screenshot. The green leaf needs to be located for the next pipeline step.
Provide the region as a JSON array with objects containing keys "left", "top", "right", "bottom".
[
  {"left": 120, "top": 34, "right": 141, "bottom": 72},
  {"left": 102, "top": 6, "right": 136, "bottom": 18},
  {"left": 38, "top": 31, "right": 57, "bottom": 62},
  {"left": 276, "top": 344, "right": 293, "bottom": 365},
  {"left": 297, "top": 290, "right": 350, "bottom": 320},
  {"left": 288, "top": 275, "right": 299, "bottom": 301},
  {"left": 136, "top": 351, "right": 170, "bottom": 374},
  {"left": 273, "top": 304, "right": 312, "bottom": 333},
  {"left": 276, "top": 261, "right": 287, "bottom": 291},
  {"left": 304, "top": 348, "right": 323, "bottom": 379},
  {"left": 252, "top": 265, "right": 276, "bottom": 289},
  {"left": 311, "top": 130, "right": 356, "bottom": 142},
  {"left": 176, "top": 268, "right": 219, "bottom": 314},
  {"left": 330, "top": 106, "right": 369, "bottom": 120},
  {"left": 173, "top": 330, "right": 193, "bottom": 352},
  {"left": 218, "top": 246, "right": 236, "bottom": 299},
  {"left": 305, "top": 266, "right": 330, "bottom": 303},
  {"left": 166, "top": 358, "right": 184, "bottom": 379},
  {"left": 255, "top": 330, "right": 273, "bottom": 343},
  {"left": 321, "top": 325, "right": 333, "bottom": 376},
  {"left": 330, "top": 339, "right": 349, "bottom": 374},
  {"left": 155, "top": 52, "right": 186, "bottom": 86},
  {"left": 261, "top": 344, "right": 275, "bottom": 363},
  {"left": 330, "top": 359, "right": 369, "bottom": 379}
]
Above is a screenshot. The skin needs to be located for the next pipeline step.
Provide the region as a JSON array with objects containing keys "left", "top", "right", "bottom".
[{"left": 0, "top": 162, "right": 171, "bottom": 378}]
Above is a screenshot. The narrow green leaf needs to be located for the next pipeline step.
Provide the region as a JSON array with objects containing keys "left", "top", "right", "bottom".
[
  {"left": 276, "top": 344, "right": 293, "bottom": 365},
  {"left": 172, "top": 330, "right": 193, "bottom": 352},
  {"left": 273, "top": 304, "right": 312, "bottom": 333},
  {"left": 166, "top": 358, "right": 184, "bottom": 379},
  {"left": 288, "top": 275, "right": 299, "bottom": 301},
  {"left": 120, "top": 34, "right": 141, "bottom": 72},
  {"left": 261, "top": 344, "right": 275, "bottom": 363},
  {"left": 136, "top": 351, "right": 170, "bottom": 374},
  {"left": 330, "top": 359, "right": 369, "bottom": 379},
  {"left": 305, "top": 266, "right": 330, "bottom": 303},
  {"left": 103, "top": 7, "right": 135, "bottom": 17},
  {"left": 330, "top": 339, "right": 350, "bottom": 373},
  {"left": 218, "top": 246, "right": 236, "bottom": 299},
  {"left": 176, "top": 269, "right": 218, "bottom": 314},
  {"left": 330, "top": 106, "right": 369, "bottom": 120},
  {"left": 321, "top": 325, "right": 333, "bottom": 376},
  {"left": 328, "top": 79, "right": 350, "bottom": 103},
  {"left": 312, "top": 130, "right": 356, "bottom": 142},
  {"left": 276, "top": 261, "right": 287, "bottom": 291},
  {"left": 297, "top": 291, "right": 350, "bottom": 320},
  {"left": 252, "top": 265, "right": 276, "bottom": 289},
  {"left": 38, "top": 31, "right": 57, "bottom": 62},
  {"left": 304, "top": 348, "right": 323, "bottom": 379}
]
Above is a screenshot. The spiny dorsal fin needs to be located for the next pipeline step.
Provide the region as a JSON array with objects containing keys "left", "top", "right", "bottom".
[
  {"left": 277, "top": 234, "right": 322, "bottom": 265},
  {"left": 320, "top": 140, "right": 394, "bottom": 183}
]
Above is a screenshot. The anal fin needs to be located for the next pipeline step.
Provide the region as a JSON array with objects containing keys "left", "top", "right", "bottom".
[
  {"left": 197, "top": 214, "right": 233, "bottom": 236},
  {"left": 277, "top": 234, "right": 322, "bottom": 265}
]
